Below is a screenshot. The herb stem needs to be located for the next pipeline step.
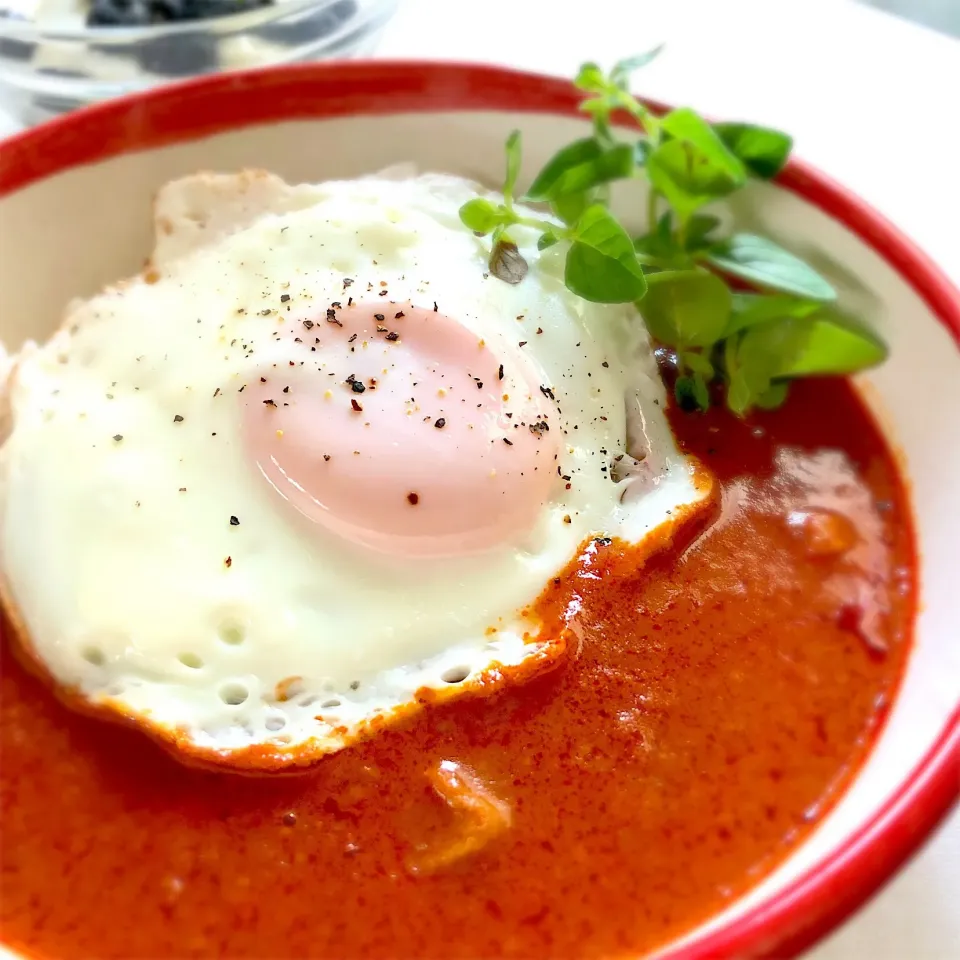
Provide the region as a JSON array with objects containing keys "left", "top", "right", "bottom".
[{"left": 646, "top": 188, "right": 659, "bottom": 232}]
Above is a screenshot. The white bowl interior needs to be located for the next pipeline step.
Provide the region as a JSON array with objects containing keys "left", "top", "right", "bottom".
[{"left": 0, "top": 109, "right": 957, "bottom": 953}]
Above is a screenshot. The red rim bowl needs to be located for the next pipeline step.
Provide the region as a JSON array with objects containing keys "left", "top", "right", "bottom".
[{"left": 0, "top": 60, "right": 957, "bottom": 960}]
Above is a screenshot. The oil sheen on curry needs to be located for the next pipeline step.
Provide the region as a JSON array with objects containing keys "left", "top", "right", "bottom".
[{"left": 0, "top": 172, "right": 914, "bottom": 959}]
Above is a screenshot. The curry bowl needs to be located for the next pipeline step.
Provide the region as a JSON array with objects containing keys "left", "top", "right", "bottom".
[{"left": 0, "top": 61, "right": 957, "bottom": 960}]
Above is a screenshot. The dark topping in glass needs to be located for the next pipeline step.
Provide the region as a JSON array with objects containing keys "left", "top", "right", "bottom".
[
  {"left": 348, "top": 333, "right": 358, "bottom": 343},
  {"left": 229, "top": 516, "right": 239, "bottom": 526},
  {"left": 395, "top": 311, "right": 405, "bottom": 319},
  {"left": 342, "top": 278, "right": 354, "bottom": 287},
  {"left": 323, "top": 454, "right": 331, "bottom": 462},
  {"left": 326, "top": 309, "right": 341, "bottom": 326},
  {"left": 173, "top": 414, "right": 184, "bottom": 422},
  {"left": 540, "top": 385, "right": 556, "bottom": 401},
  {"left": 282, "top": 386, "right": 290, "bottom": 394},
  {"left": 224, "top": 556, "right": 233, "bottom": 568},
  {"left": 113, "top": 434, "right": 123, "bottom": 442},
  {"left": 385, "top": 332, "right": 400, "bottom": 342},
  {"left": 374, "top": 313, "right": 385, "bottom": 322},
  {"left": 434, "top": 418, "right": 446, "bottom": 429},
  {"left": 407, "top": 492, "right": 420, "bottom": 505},
  {"left": 351, "top": 381, "right": 366, "bottom": 394},
  {"left": 303, "top": 320, "right": 315, "bottom": 330},
  {"left": 280, "top": 294, "right": 291, "bottom": 303},
  {"left": 263, "top": 399, "right": 277, "bottom": 407},
  {"left": 498, "top": 364, "right": 504, "bottom": 381},
  {"left": 503, "top": 437, "right": 514, "bottom": 445},
  {"left": 351, "top": 398, "right": 363, "bottom": 412}
]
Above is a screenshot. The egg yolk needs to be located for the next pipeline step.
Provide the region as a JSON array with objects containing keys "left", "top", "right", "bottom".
[{"left": 243, "top": 302, "right": 561, "bottom": 558}]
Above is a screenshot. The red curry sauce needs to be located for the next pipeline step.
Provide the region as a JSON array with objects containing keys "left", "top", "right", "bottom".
[{"left": 0, "top": 377, "right": 915, "bottom": 959}]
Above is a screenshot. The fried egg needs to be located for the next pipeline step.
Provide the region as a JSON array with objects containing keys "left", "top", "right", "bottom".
[{"left": 0, "top": 171, "right": 712, "bottom": 770}]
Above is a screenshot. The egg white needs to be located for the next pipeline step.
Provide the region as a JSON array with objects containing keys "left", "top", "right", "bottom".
[{"left": 0, "top": 171, "right": 710, "bottom": 766}]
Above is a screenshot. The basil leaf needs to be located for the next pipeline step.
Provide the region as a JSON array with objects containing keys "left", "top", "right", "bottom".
[
  {"left": 564, "top": 205, "right": 647, "bottom": 303},
  {"left": 525, "top": 142, "right": 634, "bottom": 202},
  {"left": 739, "top": 310, "right": 887, "bottom": 379},
  {"left": 707, "top": 234, "right": 837, "bottom": 301},
  {"left": 537, "top": 232, "right": 559, "bottom": 251},
  {"left": 660, "top": 108, "right": 747, "bottom": 186},
  {"left": 459, "top": 198, "right": 504, "bottom": 235},
  {"left": 551, "top": 190, "right": 589, "bottom": 225},
  {"left": 639, "top": 270, "right": 731, "bottom": 348},
  {"left": 503, "top": 130, "right": 522, "bottom": 202},
  {"left": 714, "top": 122, "right": 793, "bottom": 179},
  {"left": 647, "top": 139, "right": 740, "bottom": 218},
  {"left": 526, "top": 139, "right": 602, "bottom": 201},
  {"left": 725, "top": 292, "right": 822, "bottom": 336},
  {"left": 574, "top": 62, "right": 607, "bottom": 93},
  {"left": 684, "top": 214, "right": 722, "bottom": 250},
  {"left": 610, "top": 45, "right": 664, "bottom": 88},
  {"left": 682, "top": 350, "right": 714, "bottom": 378},
  {"left": 756, "top": 381, "right": 789, "bottom": 410},
  {"left": 634, "top": 211, "right": 681, "bottom": 263},
  {"left": 675, "top": 373, "right": 710, "bottom": 412}
]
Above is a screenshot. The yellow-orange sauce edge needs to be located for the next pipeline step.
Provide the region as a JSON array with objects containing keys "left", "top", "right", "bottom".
[{"left": 0, "top": 375, "right": 915, "bottom": 959}]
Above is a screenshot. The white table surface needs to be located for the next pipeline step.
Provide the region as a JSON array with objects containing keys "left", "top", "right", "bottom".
[{"left": 1, "top": 0, "right": 957, "bottom": 956}]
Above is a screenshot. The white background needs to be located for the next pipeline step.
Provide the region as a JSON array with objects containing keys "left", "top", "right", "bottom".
[{"left": 1, "top": 0, "right": 957, "bottom": 956}]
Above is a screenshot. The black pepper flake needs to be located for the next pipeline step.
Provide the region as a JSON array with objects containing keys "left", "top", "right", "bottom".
[
  {"left": 323, "top": 454, "right": 331, "bottom": 462},
  {"left": 536, "top": 327, "right": 543, "bottom": 335},
  {"left": 260, "top": 309, "right": 272, "bottom": 317},
  {"left": 280, "top": 294, "right": 291, "bottom": 303},
  {"left": 503, "top": 437, "right": 513, "bottom": 445},
  {"left": 263, "top": 399, "right": 277, "bottom": 407},
  {"left": 519, "top": 341, "right": 527, "bottom": 347},
  {"left": 349, "top": 680, "right": 360, "bottom": 691},
  {"left": 348, "top": 297, "right": 354, "bottom": 306},
  {"left": 601, "top": 361, "right": 609, "bottom": 368},
  {"left": 326, "top": 310, "right": 342, "bottom": 326},
  {"left": 260, "top": 377, "right": 267, "bottom": 383},
  {"left": 179, "top": 487, "right": 186, "bottom": 492},
  {"left": 351, "top": 381, "right": 366, "bottom": 394},
  {"left": 385, "top": 331, "right": 400, "bottom": 342},
  {"left": 331, "top": 302, "right": 342, "bottom": 309},
  {"left": 540, "top": 385, "right": 556, "bottom": 401},
  {"left": 394, "top": 311, "right": 405, "bottom": 319},
  {"left": 374, "top": 313, "right": 385, "bottom": 322},
  {"left": 113, "top": 434, "right": 123, "bottom": 442},
  {"left": 225, "top": 556, "right": 232, "bottom": 568},
  {"left": 348, "top": 333, "right": 358, "bottom": 343},
  {"left": 343, "top": 278, "right": 354, "bottom": 287},
  {"left": 435, "top": 418, "right": 446, "bottom": 429},
  {"left": 379, "top": 290, "right": 388, "bottom": 297},
  {"left": 498, "top": 364, "right": 504, "bottom": 381},
  {"left": 433, "top": 301, "right": 439, "bottom": 312},
  {"left": 230, "top": 516, "right": 240, "bottom": 526},
  {"left": 303, "top": 320, "right": 315, "bottom": 330},
  {"left": 213, "top": 387, "right": 221, "bottom": 397},
  {"left": 529, "top": 421, "right": 549, "bottom": 436},
  {"left": 283, "top": 386, "right": 290, "bottom": 394},
  {"left": 351, "top": 398, "right": 363, "bottom": 412},
  {"left": 173, "top": 414, "right": 184, "bottom": 423},
  {"left": 239, "top": 385, "right": 246, "bottom": 393},
  {"left": 407, "top": 492, "right": 420, "bottom": 505}
]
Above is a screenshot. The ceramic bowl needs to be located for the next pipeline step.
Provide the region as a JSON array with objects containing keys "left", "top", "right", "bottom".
[{"left": 0, "top": 60, "right": 957, "bottom": 960}]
